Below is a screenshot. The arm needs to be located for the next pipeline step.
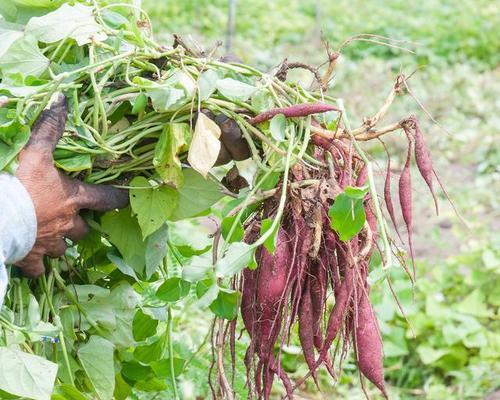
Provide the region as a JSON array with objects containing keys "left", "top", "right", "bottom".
[{"left": 0, "top": 173, "right": 37, "bottom": 306}]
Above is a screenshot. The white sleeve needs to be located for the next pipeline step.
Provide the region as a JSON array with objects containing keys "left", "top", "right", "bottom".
[{"left": 0, "top": 172, "right": 37, "bottom": 307}]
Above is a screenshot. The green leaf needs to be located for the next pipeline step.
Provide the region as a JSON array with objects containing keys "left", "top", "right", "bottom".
[
  {"left": 456, "top": 289, "right": 491, "bottom": 317},
  {"left": 146, "top": 87, "right": 184, "bottom": 112},
  {"left": 328, "top": 192, "right": 366, "bottom": 241},
  {"left": 121, "top": 362, "right": 152, "bottom": 382},
  {"left": 195, "top": 280, "right": 220, "bottom": 308},
  {"left": 221, "top": 215, "right": 244, "bottom": 243},
  {"left": 0, "top": 35, "right": 49, "bottom": 77},
  {"left": 151, "top": 358, "right": 186, "bottom": 378},
  {"left": 134, "top": 336, "right": 165, "bottom": 364},
  {"left": 145, "top": 223, "right": 168, "bottom": 279},
  {"left": 168, "top": 219, "right": 211, "bottom": 255},
  {"left": 463, "top": 331, "right": 488, "bottom": 348},
  {"left": 210, "top": 289, "right": 240, "bottom": 320},
  {"left": 25, "top": 3, "right": 106, "bottom": 45},
  {"left": 170, "top": 169, "right": 225, "bottom": 220},
  {"left": 0, "top": 347, "right": 58, "bottom": 400},
  {"left": 101, "top": 10, "right": 128, "bottom": 29},
  {"left": 215, "top": 242, "right": 256, "bottom": 278},
  {"left": 156, "top": 277, "right": 191, "bottom": 302},
  {"left": 107, "top": 253, "right": 139, "bottom": 281},
  {"left": 260, "top": 218, "right": 278, "bottom": 254},
  {"left": 12, "top": 0, "right": 65, "bottom": 8},
  {"left": 251, "top": 89, "right": 274, "bottom": 112},
  {"left": 182, "top": 253, "right": 212, "bottom": 283},
  {"left": 198, "top": 69, "right": 220, "bottom": 101},
  {"left": 26, "top": 294, "right": 41, "bottom": 329},
  {"left": 269, "top": 113, "right": 286, "bottom": 141},
  {"left": 53, "top": 151, "right": 91, "bottom": 172},
  {"left": 143, "top": 72, "right": 194, "bottom": 112},
  {"left": 52, "top": 384, "right": 88, "bottom": 400},
  {"left": 131, "top": 92, "right": 148, "bottom": 115},
  {"left": 153, "top": 123, "right": 191, "bottom": 187},
  {"left": 129, "top": 176, "right": 178, "bottom": 239},
  {"left": 344, "top": 185, "right": 369, "bottom": 199},
  {"left": 78, "top": 336, "right": 115, "bottom": 400},
  {"left": 101, "top": 207, "right": 146, "bottom": 274},
  {"left": 113, "top": 373, "right": 132, "bottom": 400},
  {"left": 0, "top": 30, "right": 22, "bottom": 58},
  {"left": 216, "top": 78, "right": 257, "bottom": 102},
  {"left": 0, "top": 2, "right": 18, "bottom": 22},
  {"left": 257, "top": 171, "right": 281, "bottom": 190},
  {"left": 0, "top": 118, "right": 30, "bottom": 169},
  {"left": 417, "top": 344, "right": 449, "bottom": 365},
  {"left": 132, "top": 310, "right": 158, "bottom": 341},
  {"left": 134, "top": 377, "right": 168, "bottom": 392}
]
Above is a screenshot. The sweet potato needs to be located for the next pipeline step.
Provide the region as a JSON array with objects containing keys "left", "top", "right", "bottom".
[
  {"left": 413, "top": 118, "right": 438, "bottom": 214},
  {"left": 384, "top": 154, "right": 403, "bottom": 242},
  {"left": 249, "top": 102, "right": 339, "bottom": 125},
  {"left": 298, "top": 279, "right": 320, "bottom": 386},
  {"left": 355, "top": 290, "right": 388, "bottom": 399},
  {"left": 399, "top": 141, "right": 415, "bottom": 279}
]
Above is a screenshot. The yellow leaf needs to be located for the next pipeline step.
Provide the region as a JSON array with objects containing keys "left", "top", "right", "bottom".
[{"left": 187, "top": 113, "right": 221, "bottom": 177}]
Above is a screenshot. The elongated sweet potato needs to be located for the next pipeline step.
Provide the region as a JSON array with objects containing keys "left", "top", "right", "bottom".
[{"left": 355, "top": 289, "right": 388, "bottom": 399}]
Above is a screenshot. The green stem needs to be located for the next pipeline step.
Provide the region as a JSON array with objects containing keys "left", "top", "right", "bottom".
[
  {"left": 41, "top": 272, "right": 74, "bottom": 385},
  {"left": 337, "top": 99, "right": 392, "bottom": 269},
  {"left": 253, "top": 127, "right": 296, "bottom": 248},
  {"left": 167, "top": 306, "right": 179, "bottom": 399}
]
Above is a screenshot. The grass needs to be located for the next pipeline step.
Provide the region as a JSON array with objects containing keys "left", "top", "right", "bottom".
[{"left": 144, "top": 0, "right": 500, "bottom": 68}]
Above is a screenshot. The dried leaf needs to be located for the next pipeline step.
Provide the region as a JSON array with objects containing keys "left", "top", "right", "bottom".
[{"left": 187, "top": 113, "right": 221, "bottom": 177}]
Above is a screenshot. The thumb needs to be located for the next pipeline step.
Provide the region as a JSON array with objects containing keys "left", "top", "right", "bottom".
[{"left": 74, "top": 181, "right": 129, "bottom": 212}]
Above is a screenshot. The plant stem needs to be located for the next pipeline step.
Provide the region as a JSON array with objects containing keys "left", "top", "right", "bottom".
[
  {"left": 337, "top": 99, "right": 393, "bottom": 269},
  {"left": 167, "top": 305, "right": 179, "bottom": 399}
]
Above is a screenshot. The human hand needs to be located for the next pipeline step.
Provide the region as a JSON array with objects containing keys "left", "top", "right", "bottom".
[{"left": 15, "top": 95, "right": 128, "bottom": 277}]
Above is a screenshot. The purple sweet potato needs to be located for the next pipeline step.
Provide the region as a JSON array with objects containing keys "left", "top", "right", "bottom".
[
  {"left": 249, "top": 102, "right": 339, "bottom": 125},
  {"left": 413, "top": 118, "right": 439, "bottom": 214},
  {"left": 355, "top": 290, "right": 388, "bottom": 399},
  {"left": 399, "top": 141, "right": 415, "bottom": 279}
]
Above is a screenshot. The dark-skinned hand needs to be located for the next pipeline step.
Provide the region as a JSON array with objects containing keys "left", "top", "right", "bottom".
[{"left": 14, "top": 95, "right": 128, "bottom": 278}]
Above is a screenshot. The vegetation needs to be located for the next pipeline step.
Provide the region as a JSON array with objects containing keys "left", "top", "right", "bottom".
[{"left": 0, "top": 0, "right": 498, "bottom": 399}]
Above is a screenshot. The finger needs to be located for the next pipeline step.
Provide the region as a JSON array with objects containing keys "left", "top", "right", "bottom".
[
  {"left": 24, "top": 94, "right": 68, "bottom": 155},
  {"left": 74, "top": 182, "right": 129, "bottom": 212},
  {"left": 65, "top": 215, "right": 89, "bottom": 242},
  {"left": 14, "top": 255, "right": 45, "bottom": 278},
  {"left": 45, "top": 238, "right": 67, "bottom": 258}
]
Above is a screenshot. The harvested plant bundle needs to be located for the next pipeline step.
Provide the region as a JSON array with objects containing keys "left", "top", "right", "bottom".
[{"left": 0, "top": 1, "right": 445, "bottom": 399}]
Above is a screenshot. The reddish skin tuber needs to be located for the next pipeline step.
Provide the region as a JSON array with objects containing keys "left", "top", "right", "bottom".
[
  {"left": 248, "top": 102, "right": 339, "bottom": 125},
  {"left": 241, "top": 269, "right": 257, "bottom": 334},
  {"left": 384, "top": 154, "right": 404, "bottom": 243},
  {"left": 355, "top": 290, "right": 388, "bottom": 399},
  {"left": 412, "top": 118, "right": 439, "bottom": 215},
  {"left": 298, "top": 279, "right": 320, "bottom": 387},
  {"left": 356, "top": 164, "right": 368, "bottom": 186},
  {"left": 317, "top": 253, "right": 355, "bottom": 369},
  {"left": 310, "top": 260, "right": 327, "bottom": 350},
  {"left": 254, "top": 228, "right": 290, "bottom": 356},
  {"left": 242, "top": 227, "right": 293, "bottom": 400},
  {"left": 399, "top": 141, "right": 416, "bottom": 280},
  {"left": 289, "top": 220, "right": 313, "bottom": 335}
]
